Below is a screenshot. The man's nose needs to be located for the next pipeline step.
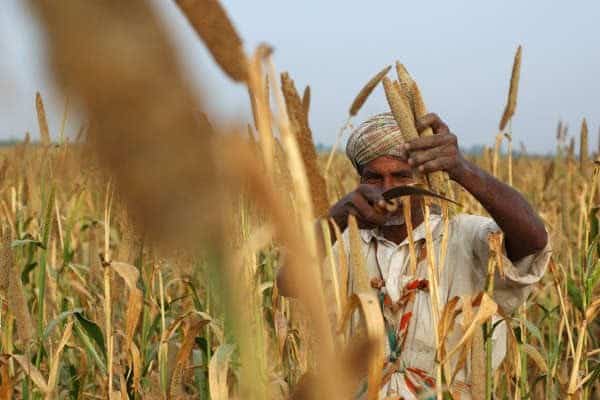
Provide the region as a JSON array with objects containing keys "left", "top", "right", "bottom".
[{"left": 382, "top": 176, "right": 395, "bottom": 192}]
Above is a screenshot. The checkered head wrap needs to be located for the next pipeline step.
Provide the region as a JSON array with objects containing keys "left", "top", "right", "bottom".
[{"left": 345, "top": 112, "right": 405, "bottom": 171}]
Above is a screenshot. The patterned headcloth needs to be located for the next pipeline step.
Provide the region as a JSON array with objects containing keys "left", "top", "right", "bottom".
[{"left": 345, "top": 112, "right": 405, "bottom": 171}]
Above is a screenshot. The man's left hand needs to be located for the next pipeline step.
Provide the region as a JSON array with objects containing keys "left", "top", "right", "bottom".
[{"left": 399, "top": 113, "right": 466, "bottom": 180}]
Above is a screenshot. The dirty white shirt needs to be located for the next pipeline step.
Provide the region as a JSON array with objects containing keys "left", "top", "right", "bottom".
[{"left": 326, "top": 213, "right": 551, "bottom": 399}]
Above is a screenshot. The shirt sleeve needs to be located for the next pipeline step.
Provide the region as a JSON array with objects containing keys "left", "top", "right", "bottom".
[{"left": 462, "top": 214, "right": 552, "bottom": 314}]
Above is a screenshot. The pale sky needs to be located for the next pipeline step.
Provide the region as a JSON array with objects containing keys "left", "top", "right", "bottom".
[{"left": 1, "top": 1, "right": 599, "bottom": 154}]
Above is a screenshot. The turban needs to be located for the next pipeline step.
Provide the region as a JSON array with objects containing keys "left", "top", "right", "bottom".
[{"left": 345, "top": 112, "right": 405, "bottom": 171}]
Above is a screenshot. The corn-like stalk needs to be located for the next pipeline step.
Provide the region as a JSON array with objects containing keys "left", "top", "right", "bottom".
[
  {"left": 401, "top": 197, "right": 418, "bottom": 275},
  {"left": 505, "top": 132, "right": 513, "bottom": 186},
  {"left": 102, "top": 182, "right": 114, "bottom": 398},
  {"left": 247, "top": 46, "right": 276, "bottom": 180},
  {"left": 324, "top": 117, "right": 352, "bottom": 175},
  {"left": 157, "top": 264, "right": 168, "bottom": 397},
  {"left": 492, "top": 133, "right": 504, "bottom": 179},
  {"left": 580, "top": 118, "right": 589, "bottom": 172},
  {"left": 421, "top": 200, "right": 444, "bottom": 400}
]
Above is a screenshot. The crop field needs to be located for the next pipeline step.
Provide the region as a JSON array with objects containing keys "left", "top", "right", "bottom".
[{"left": 0, "top": 1, "right": 598, "bottom": 400}]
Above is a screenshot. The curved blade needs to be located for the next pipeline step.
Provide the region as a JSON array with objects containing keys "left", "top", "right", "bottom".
[{"left": 382, "top": 185, "right": 461, "bottom": 206}]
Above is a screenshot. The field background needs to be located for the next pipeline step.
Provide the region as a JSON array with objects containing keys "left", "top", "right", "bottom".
[{"left": 0, "top": 134, "right": 598, "bottom": 399}]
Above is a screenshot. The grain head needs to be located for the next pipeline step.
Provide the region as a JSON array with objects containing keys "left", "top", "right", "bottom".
[
  {"left": 349, "top": 65, "right": 391, "bottom": 116},
  {"left": 35, "top": 92, "right": 51, "bottom": 146},
  {"left": 280, "top": 72, "right": 329, "bottom": 217},
  {"left": 499, "top": 45, "right": 522, "bottom": 131},
  {"left": 176, "top": 0, "right": 248, "bottom": 82},
  {"left": 580, "top": 117, "right": 589, "bottom": 170}
]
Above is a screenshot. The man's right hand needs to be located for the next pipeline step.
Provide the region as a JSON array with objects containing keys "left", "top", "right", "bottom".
[{"left": 328, "top": 184, "right": 389, "bottom": 232}]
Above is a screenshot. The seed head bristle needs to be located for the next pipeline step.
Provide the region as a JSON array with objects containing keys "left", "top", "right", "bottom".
[
  {"left": 36, "top": 92, "right": 51, "bottom": 146},
  {"left": 409, "top": 79, "right": 450, "bottom": 195},
  {"left": 0, "top": 157, "right": 8, "bottom": 186},
  {"left": 395, "top": 61, "right": 415, "bottom": 110},
  {"left": 556, "top": 120, "right": 563, "bottom": 141},
  {"left": 3, "top": 226, "right": 34, "bottom": 345},
  {"left": 280, "top": 72, "right": 329, "bottom": 217},
  {"left": 302, "top": 85, "right": 311, "bottom": 118},
  {"left": 349, "top": 65, "right": 391, "bottom": 116},
  {"left": 176, "top": 0, "right": 248, "bottom": 82},
  {"left": 382, "top": 77, "right": 418, "bottom": 141},
  {"left": 470, "top": 326, "right": 486, "bottom": 399},
  {"left": 580, "top": 117, "right": 589, "bottom": 170},
  {"left": 499, "top": 45, "right": 522, "bottom": 130},
  {"left": 392, "top": 80, "right": 413, "bottom": 118},
  {"left": 393, "top": 61, "right": 451, "bottom": 195},
  {"left": 0, "top": 227, "right": 10, "bottom": 294},
  {"left": 568, "top": 137, "right": 575, "bottom": 161}
]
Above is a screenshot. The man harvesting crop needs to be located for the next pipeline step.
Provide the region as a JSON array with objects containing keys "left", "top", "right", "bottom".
[{"left": 287, "top": 112, "right": 551, "bottom": 399}]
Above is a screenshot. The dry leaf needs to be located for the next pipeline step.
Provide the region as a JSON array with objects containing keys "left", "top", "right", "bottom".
[
  {"left": 11, "top": 354, "right": 50, "bottom": 394},
  {"left": 338, "top": 292, "right": 385, "bottom": 400},
  {"left": 46, "top": 321, "right": 73, "bottom": 399},
  {"left": 111, "top": 261, "right": 143, "bottom": 350},
  {"left": 521, "top": 343, "right": 548, "bottom": 373},
  {"left": 209, "top": 344, "right": 235, "bottom": 400},
  {"left": 443, "top": 293, "right": 498, "bottom": 362}
]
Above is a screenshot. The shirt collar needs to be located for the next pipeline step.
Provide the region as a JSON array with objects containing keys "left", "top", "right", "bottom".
[{"left": 359, "top": 214, "right": 443, "bottom": 248}]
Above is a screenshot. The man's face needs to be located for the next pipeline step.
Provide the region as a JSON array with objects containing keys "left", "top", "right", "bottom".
[{"left": 359, "top": 155, "right": 416, "bottom": 191}]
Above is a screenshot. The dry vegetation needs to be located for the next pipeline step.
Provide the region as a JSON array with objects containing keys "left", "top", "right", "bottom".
[{"left": 0, "top": 1, "right": 598, "bottom": 399}]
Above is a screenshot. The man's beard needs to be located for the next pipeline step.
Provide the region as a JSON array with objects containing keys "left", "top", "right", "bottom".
[{"left": 383, "top": 214, "right": 405, "bottom": 226}]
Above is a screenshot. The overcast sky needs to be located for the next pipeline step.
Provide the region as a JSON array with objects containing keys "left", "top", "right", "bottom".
[{"left": 1, "top": 1, "right": 598, "bottom": 154}]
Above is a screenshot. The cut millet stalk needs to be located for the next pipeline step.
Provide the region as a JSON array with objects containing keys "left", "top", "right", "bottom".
[
  {"left": 325, "top": 65, "right": 391, "bottom": 176},
  {"left": 499, "top": 45, "right": 522, "bottom": 131},
  {"left": 382, "top": 77, "right": 419, "bottom": 141},
  {"left": 349, "top": 65, "right": 391, "bottom": 117},
  {"left": 175, "top": 0, "right": 248, "bottom": 82}
]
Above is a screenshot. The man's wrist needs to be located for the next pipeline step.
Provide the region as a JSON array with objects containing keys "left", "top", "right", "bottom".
[{"left": 448, "top": 155, "right": 472, "bottom": 184}]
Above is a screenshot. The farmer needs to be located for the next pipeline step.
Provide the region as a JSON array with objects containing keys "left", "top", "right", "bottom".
[{"left": 284, "top": 112, "right": 551, "bottom": 399}]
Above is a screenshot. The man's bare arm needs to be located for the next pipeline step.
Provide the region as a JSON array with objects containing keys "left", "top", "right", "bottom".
[
  {"left": 403, "top": 113, "right": 548, "bottom": 262},
  {"left": 449, "top": 157, "right": 547, "bottom": 261}
]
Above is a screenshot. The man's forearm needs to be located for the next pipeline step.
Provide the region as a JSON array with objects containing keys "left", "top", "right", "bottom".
[{"left": 450, "top": 158, "right": 548, "bottom": 262}]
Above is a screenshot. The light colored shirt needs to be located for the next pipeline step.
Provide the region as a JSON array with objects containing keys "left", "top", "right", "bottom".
[{"left": 325, "top": 213, "right": 551, "bottom": 399}]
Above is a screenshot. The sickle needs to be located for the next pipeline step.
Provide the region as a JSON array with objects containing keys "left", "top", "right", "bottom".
[{"left": 381, "top": 185, "right": 461, "bottom": 207}]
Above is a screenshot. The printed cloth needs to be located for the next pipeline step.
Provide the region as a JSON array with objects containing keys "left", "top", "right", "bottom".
[
  {"left": 324, "top": 213, "right": 552, "bottom": 399},
  {"left": 346, "top": 112, "right": 406, "bottom": 171}
]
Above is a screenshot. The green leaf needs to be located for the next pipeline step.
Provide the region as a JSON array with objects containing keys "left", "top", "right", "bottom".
[
  {"left": 184, "top": 280, "right": 205, "bottom": 311},
  {"left": 524, "top": 319, "right": 544, "bottom": 343},
  {"left": 567, "top": 277, "right": 584, "bottom": 312},
  {"left": 11, "top": 239, "right": 44, "bottom": 249},
  {"left": 538, "top": 304, "right": 560, "bottom": 325},
  {"left": 74, "top": 312, "right": 106, "bottom": 360},
  {"left": 21, "top": 261, "right": 37, "bottom": 284},
  {"left": 43, "top": 308, "right": 83, "bottom": 340},
  {"left": 586, "top": 234, "right": 600, "bottom": 273},
  {"left": 584, "top": 363, "right": 600, "bottom": 389},
  {"left": 589, "top": 207, "right": 599, "bottom": 252},
  {"left": 40, "top": 187, "right": 55, "bottom": 247},
  {"left": 74, "top": 321, "right": 106, "bottom": 374},
  {"left": 588, "top": 260, "right": 600, "bottom": 292}
]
